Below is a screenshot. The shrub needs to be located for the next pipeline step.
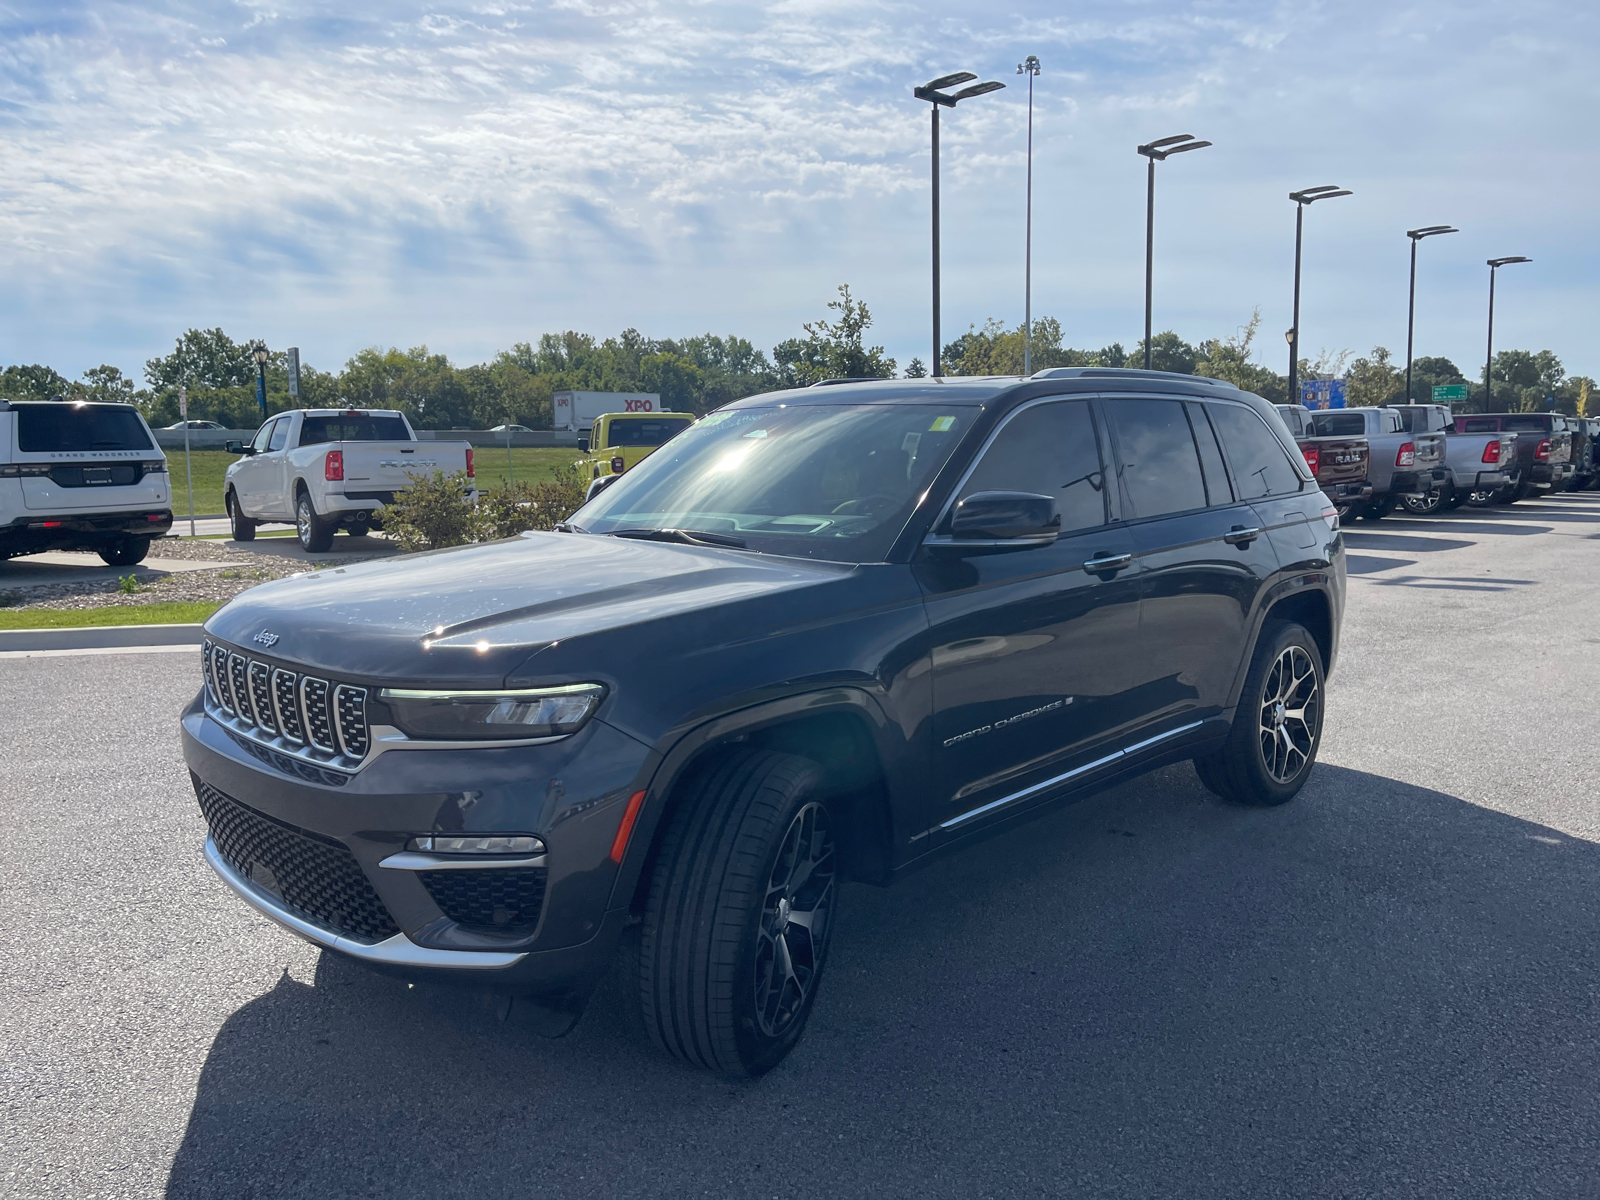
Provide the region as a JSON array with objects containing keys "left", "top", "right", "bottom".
[
  {"left": 477, "top": 462, "right": 588, "bottom": 539},
  {"left": 383, "top": 470, "right": 480, "bottom": 552}
]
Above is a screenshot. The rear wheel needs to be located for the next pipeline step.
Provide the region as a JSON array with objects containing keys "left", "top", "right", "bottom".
[
  {"left": 97, "top": 536, "right": 151, "bottom": 567},
  {"left": 344, "top": 522, "right": 371, "bottom": 538},
  {"left": 1332, "top": 500, "right": 1357, "bottom": 521},
  {"left": 1359, "top": 497, "right": 1396, "bottom": 521},
  {"left": 639, "top": 749, "right": 836, "bottom": 1078},
  {"left": 295, "top": 492, "right": 335, "bottom": 552},
  {"left": 226, "top": 490, "right": 256, "bottom": 541},
  {"left": 1402, "top": 489, "right": 1447, "bottom": 516},
  {"left": 1194, "top": 621, "right": 1324, "bottom": 807},
  {"left": 1441, "top": 489, "right": 1467, "bottom": 510}
]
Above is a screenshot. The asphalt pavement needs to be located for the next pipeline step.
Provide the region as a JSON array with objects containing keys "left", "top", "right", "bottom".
[{"left": 4, "top": 494, "right": 1600, "bottom": 1198}]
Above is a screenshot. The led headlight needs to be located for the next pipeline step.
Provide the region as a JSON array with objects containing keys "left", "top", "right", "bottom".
[{"left": 378, "top": 683, "right": 605, "bottom": 741}]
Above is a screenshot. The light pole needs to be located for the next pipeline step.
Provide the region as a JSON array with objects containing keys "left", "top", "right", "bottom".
[
  {"left": 1017, "top": 55, "right": 1041, "bottom": 375},
  {"left": 251, "top": 341, "right": 270, "bottom": 419},
  {"left": 1484, "top": 256, "right": 1531, "bottom": 411},
  {"left": 1404, "top": 225, "right": 1457, "bottom": 402},
  {"left": 1136, "top": 134, "right": 1211, "bottom": 370},
  {"left": 1286, "top": 185, "right": 1352, "bottom": 404},
  {"left": 915, "top": 71, "right": 1006, "bottom": 377}
]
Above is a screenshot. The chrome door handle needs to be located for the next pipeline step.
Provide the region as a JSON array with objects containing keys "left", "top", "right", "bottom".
[
  {"left": 1223, "top": 526, "right": 1261, "bottom": 546},
  {"left": 1083, "top": 552, "right": 1133, "bottom": 575}
]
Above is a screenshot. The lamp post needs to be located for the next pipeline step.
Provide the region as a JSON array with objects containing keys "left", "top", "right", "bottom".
[
  {"left": 1135, "top": 135, "right": 1211, "bottom": 370},
  {"left": 1286, "top": 185, "right": 1352, "bottom": 404},
  {"left": 1404, "top": 225, "right": 1458, "bottom": 402},
  {"left": 1484, "top": 256, "right": 1531, "bottom": 410},
  {"left": 251, "top": 341, "right": 270, "bottom": 419},
  {"left": 915, "top": 71, "right": 1006, "bottom": 377},
  {"left": 1017, "top": 55, "right": 1041, "bottom": 375}
]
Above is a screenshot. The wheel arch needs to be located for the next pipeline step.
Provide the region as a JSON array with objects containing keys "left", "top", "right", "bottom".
[{"left": 1227, "top": 579, "right": 1336, "bottom": 710}]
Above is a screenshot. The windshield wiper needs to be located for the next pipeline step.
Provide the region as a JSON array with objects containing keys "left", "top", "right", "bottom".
[{"left": 607, "top": 527, "right": 748, "bottom": 549}]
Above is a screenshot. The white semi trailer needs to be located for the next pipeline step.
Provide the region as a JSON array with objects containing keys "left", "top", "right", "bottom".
[{"left": 553, "top": 391, "right": 666, "bottom": 435}]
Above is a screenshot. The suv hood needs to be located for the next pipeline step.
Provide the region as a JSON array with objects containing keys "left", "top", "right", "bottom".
[{"left": 204, "top": 532, "right": 852, "bottom": 686}]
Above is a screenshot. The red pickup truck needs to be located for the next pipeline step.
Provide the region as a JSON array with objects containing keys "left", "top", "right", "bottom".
[{"left": 1274, "top": 404, "right": 1371, "bottom": 518}]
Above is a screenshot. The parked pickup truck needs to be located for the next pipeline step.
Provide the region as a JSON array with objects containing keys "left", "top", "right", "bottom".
[
  {"left": 1305, "top": 406, "right": 1445, "bottom": 520},
  {"left": 1567, "top": 417, "right": 1597, "bottom": 491},
  {"left": 1450, "top": 413, "right": 1574, "bottom": 503},
  {"left": 1386, "top": 404, "right": 1518, "bottom": 514},
  {"left": 1274, "top": 404, "right": 1371, "bottom": 518},
  {"left": 224, "top": 409, "right": 475, "bottom": 551},
  {"left": 577, "top": 411, "right": 696, "bottom": 501}
]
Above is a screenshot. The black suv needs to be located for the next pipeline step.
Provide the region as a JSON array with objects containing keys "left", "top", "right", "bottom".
[{"left": 182, "top": 369, "right": 1344, "bottom": 1076}]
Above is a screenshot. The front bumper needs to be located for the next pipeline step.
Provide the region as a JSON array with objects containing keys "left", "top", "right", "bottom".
[{"left": 182, "top": 693, "right": 653, "bottom": 999}]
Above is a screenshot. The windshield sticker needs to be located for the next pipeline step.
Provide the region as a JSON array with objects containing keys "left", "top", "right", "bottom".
[{"left": 930, "top": 416, "right": 957, "bottom": 432}]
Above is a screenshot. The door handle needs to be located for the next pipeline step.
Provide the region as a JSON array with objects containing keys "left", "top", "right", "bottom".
[
  {"left": 1083, "top": 552, "right": 1133, "bottom": 576},
  {"left": 1223, "top": 525, "right": 1261, "bottom": 547}
]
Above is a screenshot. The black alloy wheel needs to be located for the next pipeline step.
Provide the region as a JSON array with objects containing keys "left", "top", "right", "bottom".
[
  {"left": 97, "top": 535, "right": 152, "bottom": 567},
  {"left": 1193, "top": 620, "right": 1324, "bottom": 807},
  {"left": 296, "top": 493, "right": 335, "bottom": 553},
  {"left": 639, "top": 748, "right": 836, "bottom": 1077},
  {"left": 227, "top": 490, "right": 256, "bottom": 541}
]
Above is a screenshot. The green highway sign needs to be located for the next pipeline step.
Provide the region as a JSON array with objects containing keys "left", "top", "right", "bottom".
[{"left": 1433, "top": 384, "right": 1470, "bottom": 403}]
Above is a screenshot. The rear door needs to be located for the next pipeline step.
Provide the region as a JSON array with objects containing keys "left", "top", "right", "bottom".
[
  {"left": 1103, "top": 396, "right": 1280, "bottom": 730},
  {"left": 1206, "top": 399, "right": 1329, "bottom": 567},
  {"left": 15, "top": 403, "right": 169, "bottom": 513},
  {"left": 918, "top": 396, "right": 1143, "bottom": 836}
]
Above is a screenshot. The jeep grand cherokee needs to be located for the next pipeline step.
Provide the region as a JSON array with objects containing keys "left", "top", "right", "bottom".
[{"left": 182, "top": 368, "right": 1344, "bottom": 1077}]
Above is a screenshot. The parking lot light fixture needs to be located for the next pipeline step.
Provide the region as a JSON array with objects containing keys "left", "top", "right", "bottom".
[
  {"left": 251, "top": 341, "right": 271, "bottom": 419},
  {"left": 1286, "top": 186, "right": 1353, "bottom": 404},
  {"left": 1017, "top": 55, "right": 1041, "bottom": 375},
  {"left": 1404, "top": 226, "right": 1458, "bottom": 403},
  {"left": 1136, "top": 134, "right": 1212, "bottom": 370},
  {"left": 914, "top": 71, "right": 1006, "bottom": 377},
  {"left": 1484, "top": 256, "right": 1532, "bottom": 410}
]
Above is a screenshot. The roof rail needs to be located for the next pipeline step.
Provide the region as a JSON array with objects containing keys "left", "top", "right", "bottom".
[
  {"left": 809, "top": 377, "right": 892, "bottom": 387},
  {"left": 1028, "top": 366, "right": 1240, "bottom": 391}
]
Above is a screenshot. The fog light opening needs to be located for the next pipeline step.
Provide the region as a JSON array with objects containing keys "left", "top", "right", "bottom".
[{"left": 409, "top": 835, "right": 545, "bottom": 855}]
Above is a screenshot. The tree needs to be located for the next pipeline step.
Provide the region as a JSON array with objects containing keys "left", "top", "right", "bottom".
[
  {"left": 1136, "top": 331, "right": 1198, "bottom": 375},
  {"left": 144, "top": 328, "right": 257, "bottom": 392},
  {"left": 903, "top": 358, "right": 927, "bottom": 378},
  {"left": 1195, "top": 310, "right": 1285, "bottom": 401},
  {"left": 774, "top": 285, "right": 895, "bottom": 387},
  {"left": 0, "top": 363, "right": 72, "bottom": 401},
  {"left": 79, "top": 364, "right": 137, "bottom": 404},
  {"left": 1344, "top": 346, "right": 1404, "bottom": 407}
]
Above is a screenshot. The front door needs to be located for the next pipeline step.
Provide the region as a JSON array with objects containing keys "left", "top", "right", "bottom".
[
  {"left": 233, "top": 419, "right": 278, "bottom": 516},
  {"left": 916, "top": 397, "right": 1142, "bottom": 837}
]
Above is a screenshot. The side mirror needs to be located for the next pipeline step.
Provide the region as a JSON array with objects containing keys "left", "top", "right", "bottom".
[
  {"left": 225, "top": 440, "right": 246, "bottom": 455},
  {"left": 947, "top": 491, "right": 1060, "bottom": 543},
  {"left": 577, "top": 436, "right": 589, "bottom": 454}
]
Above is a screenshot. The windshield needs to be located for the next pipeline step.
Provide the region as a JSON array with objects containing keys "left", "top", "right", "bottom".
[
  {"left": 16, "top": 403, "right": 153, "bottom": 453},
  {"left": 298, "top": 415, "right": 411, "bottom": 445},
  {"left": 571, "top": 403, "right": 973, "bottom": 562},
  {"left": 606, "top": 417, "right": 693, "bottom": 448}
]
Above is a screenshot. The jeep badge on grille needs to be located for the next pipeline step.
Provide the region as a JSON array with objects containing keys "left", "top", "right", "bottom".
[{"left": 254, "top": 630, "right": 280, "bottom": 647}]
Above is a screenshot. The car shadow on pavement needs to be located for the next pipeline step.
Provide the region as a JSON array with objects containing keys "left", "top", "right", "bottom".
[{"left": 164, "top": 763, "right": 1600, "bottom": 1199}]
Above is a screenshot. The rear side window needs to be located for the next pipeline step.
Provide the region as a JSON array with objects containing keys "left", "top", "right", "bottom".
[
  {"left": 1104, "top": 398, "right": 1207, "bottom": 518},
  {"left": 1208, "top": 402, "right": 1306, "bottom": 499},
  {"left": 267, "top": 421, "right": 290, "bottom": 451},
  {"left": 16, "top": 404, "right": 153, "bottom": 453},
  {"left": 299, "top": 415, "right": 411, "bottom": 446},
  {"left": 606, "top": 418, "right": 691, "bottom": 448},
  {"left": 959, "top": 399, "right": 1107, "bottom": 534},
  {"left": 1312, "top": 412, "right": 1366, "bottom": 436}
]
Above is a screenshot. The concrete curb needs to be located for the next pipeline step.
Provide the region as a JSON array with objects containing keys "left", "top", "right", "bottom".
[{"left": 0, "top": 623, "right": 206, "bottom": 652}]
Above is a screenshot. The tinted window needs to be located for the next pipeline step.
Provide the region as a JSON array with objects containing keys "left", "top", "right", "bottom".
[
  {"left": 1312, "top": 412, "right": 1367, "bottom": 436},
  {"left": 1209, "top": 402, "right": 1306, "bottom": 499},
  {"left": 16, "top": 404, "right": 153, "bottom": 453},
  {"left": 267, "top": 420, "right": 289, "bottom": 451},
  {"left": 606, "top": 417, "right": 693, "bottom": 448},
  {"left": 299, "top": 415, "right": 411, "bottom": 446},
  {"left": 1187, "top": 402, "right": 1234, "bottom": 505},
  {"left": 1274, "top": 406, "right": 1307, "bottom": 437},
  {"left": 959, "top": 399, "right": 1107, "bottom": 534},
  {"left": 1458, "top": 418, "right": 1498, "bottom": 433},
  {"left": 1105, "top": 399, "right": 1207, "bottom": 518},
  {"left": 1504, "top": 416, "right": 1548, "bottom": 432}
]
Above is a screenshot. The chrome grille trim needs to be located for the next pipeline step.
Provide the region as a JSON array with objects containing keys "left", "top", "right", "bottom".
[
  {"left": 271, "top": 669, "right": 304, "bottom": 744},
  {"left": 228, "top": 652, "right": 253, "bottom": 725},
  {"left": 210, "top": 643, "right": 236, "bottom": 715},
  {"left": 248, "top": 662, "right": 277, "bottom": 735},
  {"left": 333, "top": 685, "right": 369, "bottom": 758},
  {"left": 198, "top": 642, "right": 369, "bottom": 772},
  {"left": 300, "top": 676, "right": 336, "bottom": 753},
  {"left": 201, "top": 638, "right": 219, "bottom": 707}
]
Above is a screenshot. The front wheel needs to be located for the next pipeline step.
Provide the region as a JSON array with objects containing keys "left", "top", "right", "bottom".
[
  {"left": 97, "top": 536, "right": 151, "bottom": 567},
  {"left": 639, "top": 749, "right": 835, "bottom": 1077},
  {"left": 1194, "top": 620, "right": 1325, "bottom": 807},
  {"left": 295, "top": 493, "right": 335, "bottom": 553},
  {"left": 227, "top": 491, "right": 256, "bottom": 541}
]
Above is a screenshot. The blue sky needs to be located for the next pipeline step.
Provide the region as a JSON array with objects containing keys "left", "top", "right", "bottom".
[{"left": 1, "top": 0, "right": 1594, "bottom": 385}]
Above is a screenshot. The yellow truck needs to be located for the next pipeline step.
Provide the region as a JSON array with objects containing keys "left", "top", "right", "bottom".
[{"left": 576, "top": 411, "right": 696, "bottom": 492}]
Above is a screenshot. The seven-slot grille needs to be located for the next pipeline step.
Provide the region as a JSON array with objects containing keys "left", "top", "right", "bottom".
[{"left": 202, "top": 638, "right": 370, "bottom": 765}]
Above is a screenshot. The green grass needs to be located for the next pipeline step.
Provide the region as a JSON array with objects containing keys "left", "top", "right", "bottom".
[
  {"left": 164, "top": 448, "right": 586, "bottom": 518},
  {"left": 0, "top": 601, "right": 223, "bottom": 629}
]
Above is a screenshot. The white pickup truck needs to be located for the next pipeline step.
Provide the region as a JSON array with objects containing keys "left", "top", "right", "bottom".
[{"left": 224, "top": 409, "right": 475, "bottom": 552}]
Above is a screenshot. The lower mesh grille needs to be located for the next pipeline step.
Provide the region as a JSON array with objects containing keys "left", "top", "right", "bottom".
[
  {"left": 194, "top": 777, "right": 399, "bottom": 943},
  {"left": 420, "top": 868, "right": 547, "bottom": 934}
]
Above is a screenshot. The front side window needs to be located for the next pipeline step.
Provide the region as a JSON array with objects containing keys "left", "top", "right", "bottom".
[
  {"left": 1208, "top": 402, "right": 1307, "bottom": 499},
  {"left": 573, "top": 403, "right": 973, "bottom": 562},
  {"left": 956, "top": 399, "right": 1107, "bottom": 535},
  {"left": 1104, "top": 398, "right": 1208, "bottom": 518},
  {"left": 250, "top": 420, "right": 276, "bottom": 454}
]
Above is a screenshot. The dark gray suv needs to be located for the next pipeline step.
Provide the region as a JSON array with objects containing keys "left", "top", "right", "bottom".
[{"left": 182, "top": 368, "right": 1345, "bottom": 1077}]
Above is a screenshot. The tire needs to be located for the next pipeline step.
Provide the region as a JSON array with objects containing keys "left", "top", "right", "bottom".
[
  {"left": 1332, "top": 500, "right": 1357, "bottom": 522},
  {"left": 1499, "top": 482, "right": 1534, "bottom": 505},
  {"left": 344, "top": 522, "right": 371, "bottom": 538},
  {"left": 295, "top": 492, "right": 335, "bottom": 553},
  {"left": 1466, "top": 487, "right": 1501, "bottom": 507},
  {"left": 226, "top": 490, "right": 256, "bottom": 541},
  {"left": 1193, "top": 620, "right": 1325, "bottom": 807},
  {"left": 1401, "top": 489, "right": 1446, "bottom": 516},
  {"left": 1359, "top": 497, "right": 1396, "bottom": 521},
  {"left": 97, "top": 536, "right": 151, "bottom": 567},
  {"left": 1442, "top": 489, "right": 1467, "bottom": 510},
  {"left": 639, "top": 749, "right": 837, "bottom": 1078}
]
